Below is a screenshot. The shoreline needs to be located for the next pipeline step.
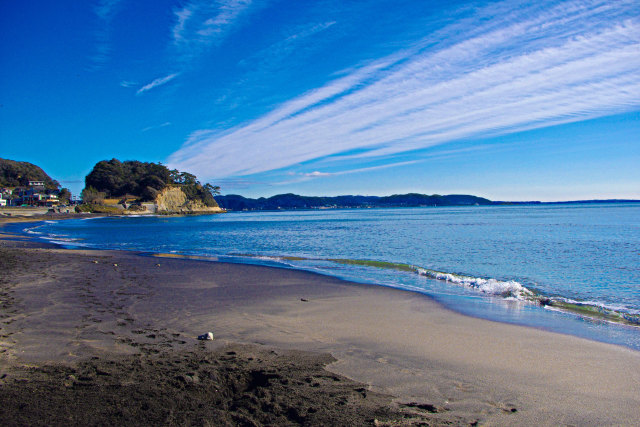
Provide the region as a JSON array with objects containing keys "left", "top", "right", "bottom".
[
  {"left": 1, "top": 218, "right": 640, "bottom": 424},
  {"left": 7, "top": 213, "right": 640, "bottom": 347}
]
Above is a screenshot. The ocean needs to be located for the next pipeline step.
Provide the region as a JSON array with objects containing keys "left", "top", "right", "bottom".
[{"left": 13, "top": 203, "right": 640, "bottom": 350}]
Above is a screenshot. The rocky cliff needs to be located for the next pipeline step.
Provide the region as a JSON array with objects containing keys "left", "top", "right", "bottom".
[{"left": 154, "top": 187, "right": 223, "bottom": 214}]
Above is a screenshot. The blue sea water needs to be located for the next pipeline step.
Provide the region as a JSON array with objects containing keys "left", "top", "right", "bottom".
[{"left": 13, "top": 203, "right": 640, "bottom": 350}]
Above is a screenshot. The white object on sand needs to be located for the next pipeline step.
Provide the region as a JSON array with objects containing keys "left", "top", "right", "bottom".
[{"left": 198, "top": 332, "right": 214, "bottom": 340}]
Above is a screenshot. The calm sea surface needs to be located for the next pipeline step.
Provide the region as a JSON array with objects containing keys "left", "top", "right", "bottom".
[{"left": 15, "top": 203, "right": 640, "bottom": 350}]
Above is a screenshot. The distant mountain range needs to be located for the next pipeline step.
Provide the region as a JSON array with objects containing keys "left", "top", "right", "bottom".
[
  {"left": 214, "top": 193, "right": 491, "bottom": 211},
  {"left": 214, "top": 193, "right": 640, "bottom": 211}
]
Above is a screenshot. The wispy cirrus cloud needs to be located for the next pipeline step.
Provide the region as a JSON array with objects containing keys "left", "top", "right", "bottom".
[
  {"left": 168, "top": 0, "right": 640, "bottom": 180},
  {"left": 141, "top": 122, "right": 172, "bottom": 133},
  {"left": 90, "top": 0, "right": 125, "bottom": 68},
  {"left": 288, "top": 145, "right": 498, "bottom": 184},
  {"left": 172, "top": 0, "right": 257, "bottom": 64},
  {"left": 213, "top": 20, "right": 339, "bottom": 113},
  {"left": 213, "top": 178, "right": 272, "bottom": 191},
  {"left": 240, "top": 21, "right": 337, "bottom": 70},
  {"left": 279, "top": 160, "right": 423, "bottom": 185},
  {"left": 133, "top": 1, "right": 259, "bottom": 97},
  {"left": 136, "top": 73, "right": 179, "bottom": 95},
  {"left": 302, "top": 171, "right": 332, "bottom": 177}
]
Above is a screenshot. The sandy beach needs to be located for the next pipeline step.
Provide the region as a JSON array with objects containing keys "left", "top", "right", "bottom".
[{"left": 1, "top": 220, "right": 639, "bottom": 426}]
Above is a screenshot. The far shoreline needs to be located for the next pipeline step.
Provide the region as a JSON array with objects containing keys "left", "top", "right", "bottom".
[{"left": 1, "top": 197, "right": 637, "bottom": 217}]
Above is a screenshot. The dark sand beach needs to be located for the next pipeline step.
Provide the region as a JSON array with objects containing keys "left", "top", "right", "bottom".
[{"left": 1, "top": 217, "right": 639, "bottom": 426}]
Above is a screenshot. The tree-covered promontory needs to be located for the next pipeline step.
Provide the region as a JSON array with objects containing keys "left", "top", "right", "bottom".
[{"left": 83, "top": 159, "right": 220, "bottom": 207}]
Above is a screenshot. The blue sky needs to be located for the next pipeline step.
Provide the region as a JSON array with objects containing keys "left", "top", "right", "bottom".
[{"left": 1, "top": 0, "right": 638, "bottom": 201}]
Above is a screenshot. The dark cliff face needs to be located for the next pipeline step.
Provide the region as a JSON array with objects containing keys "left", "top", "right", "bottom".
[{"left": 214, "top": 193, "right": 493, "bottom": 211}]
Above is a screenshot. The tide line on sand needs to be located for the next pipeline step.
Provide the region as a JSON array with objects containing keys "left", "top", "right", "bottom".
[{"left": 242, "top": 254, "right": 640, "bottom": 327}]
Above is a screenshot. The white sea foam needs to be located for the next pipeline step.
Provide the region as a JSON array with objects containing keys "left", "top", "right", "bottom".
[
  {"left": 42, "top": 236, "right": 81, "bottom": 243},
  {"left": 256, "top": 255, "right": 281, "bottom": 261},
  {"left": 254, "top": 255, "right": 296, "bottom": 267},
  {"left": 251, "top": 254, "right": 536, "bottom": 300},
  {"left": 47, "top": 239, "right": 89, "bottom": 247},
  {"left": 416, "top": 268, "right": 534, "bottom": 299},
  {"left": 24, "top": 223, "right": 46, "bottom": 235}
]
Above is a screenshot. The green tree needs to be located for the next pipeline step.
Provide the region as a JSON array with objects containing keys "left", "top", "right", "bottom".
[
  {"left": 179, "top": 172, "right": 197, "bottom": 186},
  {"left": 205, "top": 183, "right": 221, "bottom": 196},
  {"left": 81, "top": 186, "right": 105, "bottom": 204},
  {"left": 169, "top": 169, "right": 181, "bottom": 184},
  {"left": 58, "top": 188, "right": 72, "bottom": 204}
]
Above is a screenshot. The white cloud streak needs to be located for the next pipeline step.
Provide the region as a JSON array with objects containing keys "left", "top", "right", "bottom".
[
  {"left": 168, "top": 0, "right": 640, "bottom": 180},
  {"left": 136, "top": 73, "right": 179, "bottom": 95},
  {"left": 172, "top": 0, "right": 255, "bottom": 64},
  {"left": 280, "top": 160, "right": 424, "bottom": 185},
  {"left": 245, "top": 21, "right": 337, "bottom": 66},
  {"left": 304, "top": 171, "right": 332, "bottom": 177},
  {"left": 141, "top": 122, "right": 172, "bottom": 132},
  {"left": 134, "top": 1, "right": 254, "bottom": 96}
]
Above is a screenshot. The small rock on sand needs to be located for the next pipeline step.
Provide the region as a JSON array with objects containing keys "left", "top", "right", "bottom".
[{"left": 197, "top": 332, "right": 214, "bottom": 341}]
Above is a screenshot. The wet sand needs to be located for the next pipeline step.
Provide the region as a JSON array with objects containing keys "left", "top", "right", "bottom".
[{"left": 1, "top": 224, "right": 639, "bottom": 425}]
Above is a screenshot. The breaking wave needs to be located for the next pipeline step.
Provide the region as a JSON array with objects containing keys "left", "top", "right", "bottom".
[
  {"left": 238, "top": 254, "right": 640, "bottom": 327},
  {"left": 415, "top": 268, "right": 533, "bottom": 299}
]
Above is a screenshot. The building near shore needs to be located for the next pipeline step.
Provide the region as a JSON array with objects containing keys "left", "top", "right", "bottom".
[
  {"left": 6, "top": 185, "right": 61, "bottom": 207},
  {"left": 28, "top": 181, "right": 45, "bottom": 188}
]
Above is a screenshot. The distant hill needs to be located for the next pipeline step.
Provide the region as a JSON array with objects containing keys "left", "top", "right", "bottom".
[
  {"left": 215, "top": 193, "right": 640, "bottom": 211},
  {"left": 214, "top": 193, "right": 493, "bottom": 211},
  {"left": 0, "top": 158, "right": 60, "bottom": 189}
]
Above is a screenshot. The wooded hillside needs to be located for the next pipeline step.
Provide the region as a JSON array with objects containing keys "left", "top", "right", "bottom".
[
  {"left": 0, "top": 158, "right": 60, "bottom": 189},
  {"left": 83, "top": 159, "right": 219, "bottom": 207}
]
